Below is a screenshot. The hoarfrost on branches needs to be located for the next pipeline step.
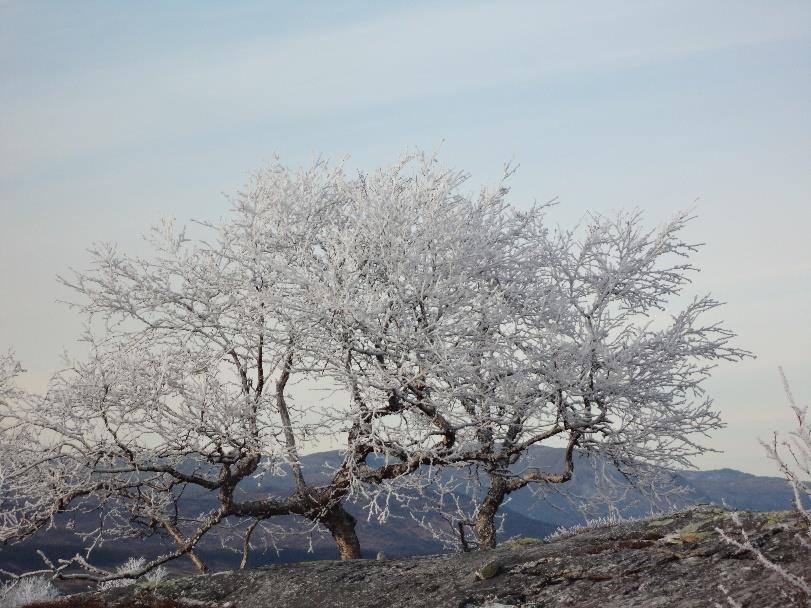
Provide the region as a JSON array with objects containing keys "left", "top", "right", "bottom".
[
  {"left": 309, "top": 180, "right": 750, "bottom": 547},
  {"left": 0, "top": 576, "right": 58, "bottom": 608},
  {"left": 0, "top": 150, "right": 750, "bottom": 581},
  {"left": 716, "top": 371, "right": 810, "bottom": 607},
  {"left": 96, "top": 557, "right": 167, "bottom": 590}
]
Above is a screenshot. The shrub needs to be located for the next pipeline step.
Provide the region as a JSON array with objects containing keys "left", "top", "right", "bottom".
[
  {"left": 0, "top": 577, "right": 58, "bottom": 608},
  {"left": 97, "top": 558, "right": 168, "bottom": 591}
]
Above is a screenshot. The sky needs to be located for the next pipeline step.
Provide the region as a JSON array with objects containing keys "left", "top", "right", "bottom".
[{"left": 1, "top": 0, "right": 809, "bottom": 476}]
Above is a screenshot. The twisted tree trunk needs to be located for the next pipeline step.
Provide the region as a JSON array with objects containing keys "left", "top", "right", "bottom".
[
  {"left": 321, "top": 503, "right": 362, "bottom": 560},
  {"left": 472, "top": 475, "right": 508, "bottom": 550}
]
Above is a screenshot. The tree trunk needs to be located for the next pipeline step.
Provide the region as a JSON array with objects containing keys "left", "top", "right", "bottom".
[
  {"left": 186, "top": 550, "right": 210, "bottom": 573},
  {"left": 321, "top": 504, "right": 362, "bottom": 560},
  {"left": 162, "top": 520, "right": 209, "bottom": 573},
  {"left": 473, "top": 475, "right": 508, "bottom": 550}
]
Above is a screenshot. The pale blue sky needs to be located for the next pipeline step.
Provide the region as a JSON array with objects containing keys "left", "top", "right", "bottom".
[{"left": 1, "top": 1, "right": 809, "bottom": 475}]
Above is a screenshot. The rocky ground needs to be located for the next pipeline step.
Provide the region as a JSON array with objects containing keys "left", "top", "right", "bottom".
[{"left": 25, "top": 506, "right": 810, "bottom": 608}]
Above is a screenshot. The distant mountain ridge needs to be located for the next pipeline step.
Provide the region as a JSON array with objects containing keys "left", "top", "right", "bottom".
[
  {"left": 676, "top": 467, "right": 797, "bottom": 512},
  {"left": 0, "top": 447, "right": 795, "bottom": 579}
]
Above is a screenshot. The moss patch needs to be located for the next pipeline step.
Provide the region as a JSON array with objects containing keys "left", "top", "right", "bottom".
[
  {"left": 662, "top": 521, "right": 715, "bottom": 544},
  {"left": 647, "top": 518, "right": 675, "bottom": 527},
  {"left": 501, "top": 537, "right": 544, "bottom": 549},
  {"left": 474, "top": 560, "right": 503, "bottom": 581}
]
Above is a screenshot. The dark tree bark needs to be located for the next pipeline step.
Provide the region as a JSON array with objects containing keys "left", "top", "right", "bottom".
[
  {"left": 321, "top": 503, "right": 362, "bottom": 560},
  {"left": 456, "top": 521, "right": 472, "bottom": 553},
  {"left": 472, "top": 474, "right": 508, "bottom": 550},
  {"left": 471, "top": 434, "right": 579, "bottom": 550},
  {"left": 162, "top": 520, "right": 209, "bottom": 573}
]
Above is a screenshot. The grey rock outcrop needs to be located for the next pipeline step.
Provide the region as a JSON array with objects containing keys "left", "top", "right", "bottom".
[{"left": 54, "top": 506, "right": 810, "bottom": 608}]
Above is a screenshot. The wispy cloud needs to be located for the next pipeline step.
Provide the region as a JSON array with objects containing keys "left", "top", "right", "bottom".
[{"left": 1, "top": 1, "right": 807, "bottom": 181}]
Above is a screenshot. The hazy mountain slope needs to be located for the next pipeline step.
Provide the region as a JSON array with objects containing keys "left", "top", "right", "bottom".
[
  {"left": 0, "top": 448, "right": 793, "bottom": 578},
  {"left": 675, "top": 468, "right": 796, "bottom": 511}
]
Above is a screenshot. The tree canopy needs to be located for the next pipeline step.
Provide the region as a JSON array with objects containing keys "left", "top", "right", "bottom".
[{"left": 0, "top": 152, "right": 748, "bottom": 581}]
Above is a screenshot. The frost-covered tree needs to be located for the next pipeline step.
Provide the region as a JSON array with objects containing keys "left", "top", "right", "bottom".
[
  {"left": 0, "top": 160, "right": 373, "bottom": 581},
  {"left": 307, "top": 171, "right": 749, "bottom": 549},
  {"left": 0, "top": 352, "right": 22, "bottom": 407},
  {"left": 0, "top": 151, "right": 750, "bottom": 584},
  {"left": 716, "top": 371, "right": 810, "bottom": 607},
  {"left": 766, "top": 369, "right": 811, "bottom": 541},
  {"left": 455, "top": 210, "right": 750, "bottom": 548}
]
